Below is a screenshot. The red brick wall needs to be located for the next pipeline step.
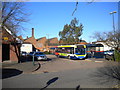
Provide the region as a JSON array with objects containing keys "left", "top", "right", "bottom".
[
  {"left": 10, "top": 45, "right": 19, "bottom": 61},
  {"left": 49, "top": 38, "right": 59, "bottom": 44},
  {"left": 37, "top": 37, "right": 47, "bottom": 47},
  {"left": 0, "top": 44, "right": 2, "bottom": 62},
  {"left": 0, "top": 30, "right": 2, "bottom": 62}
]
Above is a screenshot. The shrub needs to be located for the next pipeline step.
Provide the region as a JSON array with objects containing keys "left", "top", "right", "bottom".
[{"left": 114, "top": 50, "right": 120, "bottom": 62}]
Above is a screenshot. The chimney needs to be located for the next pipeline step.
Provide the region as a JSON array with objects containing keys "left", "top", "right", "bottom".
[
  {"left": 26, "top": 36, "right": 28, "bottom": 39},
  {"left": 32, "top": 28, "right": 34, "bottom": 37}
]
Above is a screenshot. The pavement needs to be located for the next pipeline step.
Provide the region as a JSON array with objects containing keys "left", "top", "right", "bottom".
[{"left": 2, "top": 60, "right": 41, "bottom": 74}]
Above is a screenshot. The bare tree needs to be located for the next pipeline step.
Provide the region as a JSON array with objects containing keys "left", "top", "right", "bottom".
[
  {"left": 2, "top": 2, "right": 29, "bottom": 35},
  {"left": 93, "top": 30, "right": 120, "bottom": 50}
]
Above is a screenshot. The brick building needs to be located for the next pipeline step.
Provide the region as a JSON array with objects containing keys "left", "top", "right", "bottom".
[
  {"left": 36, "top": 37, "right": 47, "bottom": 51},
  {"left": 2, "top": 26, "right": 22, "bottom": 62},
  {"left": 49, "top": 37, "right": 59, "bottom": 46},
  {"left": 23, "top": 28, "right": 59, "bottom": 52}
]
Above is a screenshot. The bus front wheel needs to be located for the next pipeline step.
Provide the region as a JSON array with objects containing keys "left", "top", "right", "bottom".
[{"left": 67, "top": 56, "right": 71, "bottom": 59}]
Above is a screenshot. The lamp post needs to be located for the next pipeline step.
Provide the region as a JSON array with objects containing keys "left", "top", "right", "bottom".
[{"left": 110, "top": 11, "right": 117, "bottom": 32}]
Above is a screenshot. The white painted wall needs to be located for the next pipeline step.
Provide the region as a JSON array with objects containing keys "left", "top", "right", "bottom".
[
  {"left": 21, "top": 44, "right": 33, "bottom": 53},
  {"left": 96, "top": 47, "right": 104, "bottom": 51},
  {"left": 95, "top": 42, "right": 112, "bottom": 51}
]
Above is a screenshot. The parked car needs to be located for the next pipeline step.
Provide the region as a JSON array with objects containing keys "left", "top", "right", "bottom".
[
  {"left": 34, "top": 52, "right": 47, "bottom": 60},
  {"left": 27, "top": 51, "right": 36, "bottom": 60},
  {"left": 21, "top": 51, "right": 28, "bottom": 57},
  {"left": 28, "top": 51, "right": 36, "bottom": 57},
  {"left": 28, "top": 51, "right": 47, "bottom": 60},
  {"left": 104, "top": 50, "right": 114, "bottom": 60}
]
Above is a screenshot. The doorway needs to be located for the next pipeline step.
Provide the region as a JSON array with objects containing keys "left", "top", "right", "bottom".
[{"left": 2, "top": 44, "right": 10, "bottom": 61}]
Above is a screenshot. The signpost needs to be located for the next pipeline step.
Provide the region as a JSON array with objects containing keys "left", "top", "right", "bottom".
[{"left": 33, "top": 52, "right": 35, "bottom": 66}]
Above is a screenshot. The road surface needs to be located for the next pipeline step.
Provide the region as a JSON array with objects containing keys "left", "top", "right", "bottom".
[{"left": 2, "top": 55, "right": 117, "bottom": 88}]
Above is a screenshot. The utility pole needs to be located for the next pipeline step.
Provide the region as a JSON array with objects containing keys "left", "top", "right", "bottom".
[
  {"left": 46, "top": 34, "right": 49, "bottom": 46},
  {"left": 46, "top": 34, "right": 50, "bottom": 52}
]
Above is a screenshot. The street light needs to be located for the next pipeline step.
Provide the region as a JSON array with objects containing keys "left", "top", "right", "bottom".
[
  {"left": 110, "top": 11, "right": 117, "bottom": 32},
  {"left": 110, "top": 11, "right": 117, "bottom": 14}
]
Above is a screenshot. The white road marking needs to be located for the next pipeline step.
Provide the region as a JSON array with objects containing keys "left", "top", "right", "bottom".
[
  {"left": 95, "top": 61, "right": 103, "bottom": 63},
  {"left": 85, "top": 59, "right": 92, "bottom": 62}
]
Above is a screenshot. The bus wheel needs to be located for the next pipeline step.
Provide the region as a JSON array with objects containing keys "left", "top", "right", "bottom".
[{"left": 67, "top": 56, "right": 71, "bottom": 59}]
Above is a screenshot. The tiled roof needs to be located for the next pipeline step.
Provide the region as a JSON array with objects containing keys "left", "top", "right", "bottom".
[
  {"left": 48, "top": 37, "right": 58, "bottom": 41},
  {"left": 36, "top": 37, "right": 46, "bottom": 41},
  {"left": 17, "top": 36, "right": 24, "bottom": 41},
  {"left": 24, "top": 36, "right": 37, "bottom": 48}
]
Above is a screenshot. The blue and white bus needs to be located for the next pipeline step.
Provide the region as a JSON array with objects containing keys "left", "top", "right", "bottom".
[{"left": 55, "top": 44, "right": 87, "bottom": 59}]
